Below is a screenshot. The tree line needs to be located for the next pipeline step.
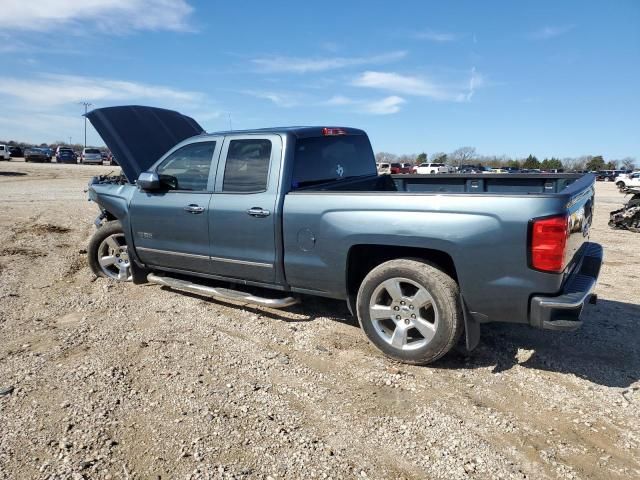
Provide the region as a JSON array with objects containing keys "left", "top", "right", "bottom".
[{"left": 376, "top": 147, "right": 637, "bottom": 171}]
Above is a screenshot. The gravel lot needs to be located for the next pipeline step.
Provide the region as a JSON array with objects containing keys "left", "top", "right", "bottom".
[{"left": 0, "top": 160, "right": 638, "bottom": 480}]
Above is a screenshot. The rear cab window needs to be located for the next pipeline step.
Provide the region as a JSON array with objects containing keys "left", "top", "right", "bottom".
[{"left": 292, "top": 134, "right": 376, "bottom": 189}]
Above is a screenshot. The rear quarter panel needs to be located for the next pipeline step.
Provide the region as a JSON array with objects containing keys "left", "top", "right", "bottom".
[{"left": 283, "top": 192, "right": 575, "bottom": 325}]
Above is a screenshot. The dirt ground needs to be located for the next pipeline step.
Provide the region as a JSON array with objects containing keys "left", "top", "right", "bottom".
[{"left": 0, "top": 160, "right": 638, "bottom": 480}]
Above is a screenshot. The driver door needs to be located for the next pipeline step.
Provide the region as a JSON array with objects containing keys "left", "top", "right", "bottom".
[{"left": 130, "top": 139, "right": 221, "bottom": 273}]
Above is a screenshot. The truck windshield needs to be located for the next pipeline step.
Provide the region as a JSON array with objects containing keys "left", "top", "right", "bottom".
[{"left": 292, "top": 135, "right": 376, "bottom": 188}]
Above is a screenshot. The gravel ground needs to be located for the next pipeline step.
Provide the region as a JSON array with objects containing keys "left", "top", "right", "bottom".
[{"left": 0, "top": 161, "right": 638, "bottom": 480}]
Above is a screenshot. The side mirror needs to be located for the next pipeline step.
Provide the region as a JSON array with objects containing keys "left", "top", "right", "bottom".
[{"left": 137, "top": 171, "right": 161, "bottom": 191}]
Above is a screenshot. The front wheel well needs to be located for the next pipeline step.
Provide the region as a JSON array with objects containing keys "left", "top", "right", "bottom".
[{"left": 346, "top": 245, "right": 458, "bottom": 299}]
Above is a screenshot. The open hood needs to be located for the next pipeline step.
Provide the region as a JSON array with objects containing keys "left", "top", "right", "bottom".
[{"left": 86, "top": 105, "right": 205, "bottom": 182}]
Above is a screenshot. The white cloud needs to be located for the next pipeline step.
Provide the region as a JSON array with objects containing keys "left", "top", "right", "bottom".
[
  {"left": 352, "top": 69, "right": 483, "bottom": 102},
  {"left": 241, "top": 90, "right": 301, "bottom": 108},
  {"left": 0, "top": 74, "right": 203, "bottom": 108},
  {"left": 528, "top": 25, "right": 575, "bottom": 40},
  {"left": 464, "top": 67, "right": 484, "bottom": 101},
  {"left": 1, "top": 0, "right": 194, "bottom": 33},
  {"left": 0, "top": 73, "right": 218, "bottom": 144},
  {"left": 361, "top": 96, "right": 406, "bottom": 115},
  {"left": 321, "top": 95, "right": 405, "bottom": 115},
  {"left": 252, "top": 51, "right": 407, "bottom": 73},
  {"left": 414, "top": 30, "right": 460, "bottom": 42}
]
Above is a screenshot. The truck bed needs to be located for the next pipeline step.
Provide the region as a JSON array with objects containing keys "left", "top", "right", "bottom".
[
  {"left": 284, "top": 172, "right": 595, "bottom": 326},
  {"left": 304, "top": 173, "right": 584, "bottom": 195}
]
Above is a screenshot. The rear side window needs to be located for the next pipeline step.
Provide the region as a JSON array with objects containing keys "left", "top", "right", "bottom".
[
  {"left": 292, "top": 135, "right": 376, "bottom": 188},
  {"left": 222, "top": 139, "right": 272, "bottom": 193},
  {"left": 156, "top": 141, "right": 216, "bottom": 191}
]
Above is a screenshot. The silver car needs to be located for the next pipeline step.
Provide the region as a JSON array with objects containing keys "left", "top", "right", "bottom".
[{"left": 81, "top": 148, "right": 103, "bottom": 165}]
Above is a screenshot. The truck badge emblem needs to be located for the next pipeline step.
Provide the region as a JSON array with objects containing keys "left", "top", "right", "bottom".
[{"left": 336, "top": 164, "right": 344, "bottom": 177}]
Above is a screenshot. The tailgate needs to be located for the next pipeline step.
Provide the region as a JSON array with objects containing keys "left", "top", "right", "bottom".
[{"left": 564, "top": 176, "right": 596, "bottom": 273}]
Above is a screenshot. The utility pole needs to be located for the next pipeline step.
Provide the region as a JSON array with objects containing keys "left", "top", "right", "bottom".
[
  {"left": 228, "top": 113, "right": 233, "bottom": 131},
  {"left": 68, "top": 136, "right": 72, "bottom": 146},
  {"left": 79, "top": 102, "right": 93, "bottom": 150}
]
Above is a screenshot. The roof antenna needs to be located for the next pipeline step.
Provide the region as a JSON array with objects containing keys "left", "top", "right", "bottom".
[{"left": 228, "top": 113, "right": 233, "bottom": 131}]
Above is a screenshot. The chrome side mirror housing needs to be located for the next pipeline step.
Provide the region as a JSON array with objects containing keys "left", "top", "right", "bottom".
[{"left": 137, "top": 171, "right": 161, "bottom": 191}]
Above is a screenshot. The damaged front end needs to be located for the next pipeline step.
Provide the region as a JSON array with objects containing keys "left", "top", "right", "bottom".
[
  {"left": 609, "top": 187, "right": 640, "bottom": 232},
  {"left": 87, "top": 175, "right": 136, "bottom": 228}
]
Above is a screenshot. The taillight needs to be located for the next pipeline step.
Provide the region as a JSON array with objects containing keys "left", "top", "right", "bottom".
[
  {"left": 322, "top": 127, "right": 347, "bottom": 136},
  {"left": 530, "top": 215, "right": 569, "bottom": 273}
]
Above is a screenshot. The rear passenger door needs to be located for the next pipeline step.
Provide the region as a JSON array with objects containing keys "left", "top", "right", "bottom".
[{"left": 208, "top": 135, "right": 282, "bottom": 284}]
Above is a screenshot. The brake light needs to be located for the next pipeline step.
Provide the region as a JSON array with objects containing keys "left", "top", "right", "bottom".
[
  {"left": 530, "top": 215, "right": 569, "bottom": 272},
  {"left": 322, "top": 127, "right": 347, "bottom": 136}
]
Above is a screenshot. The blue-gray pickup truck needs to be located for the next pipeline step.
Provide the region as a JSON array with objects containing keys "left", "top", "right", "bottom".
[{"left": 86, "top": 105, "right": 603, "bottom": 365}]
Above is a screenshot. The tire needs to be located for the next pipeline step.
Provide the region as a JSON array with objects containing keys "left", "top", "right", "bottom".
[
  {"left": 88, "top": 221, "right": 132, "bottom": 281},
  {"left": 604, "top": 177, "right": 611, "bottom": 182},
  {"left": 617, "top": 182, "right": 625, "bottom": 188},
  {"left": 356, "top": 258, "right": 463, "bottom": 365}
]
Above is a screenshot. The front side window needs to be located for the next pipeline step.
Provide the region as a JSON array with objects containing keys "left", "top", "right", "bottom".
[
  {"left": 156, "top": 141, "right": 216, "bottom": 191},
  {"left": 222, "top": 139, "right": 272, "bottom": 192}
]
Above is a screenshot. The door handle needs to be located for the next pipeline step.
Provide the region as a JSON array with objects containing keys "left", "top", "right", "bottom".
[
  {"left": 246, "top": 207, "right": 270, "bottom": 217},
  {"left": 184, "top": 204, "right": 205, "bottom": 214}
]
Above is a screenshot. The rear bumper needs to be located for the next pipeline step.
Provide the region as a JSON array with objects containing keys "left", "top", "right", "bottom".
[{"left": 529, "top": 242, "right": 603, "bottom": 331}]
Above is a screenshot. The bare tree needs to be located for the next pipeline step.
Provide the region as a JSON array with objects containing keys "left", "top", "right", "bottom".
[
  {"left": 450, "top": 147, "right": 477, "bottom": 167},
  {"left": 375, "top": 152, "right": 397, "bottom": 164},
  {"left": 621, "top": 157, "right": 636, "bottom": 170},
  {"left": 562, "top": 157, "right": 583, "bottom": 171}
]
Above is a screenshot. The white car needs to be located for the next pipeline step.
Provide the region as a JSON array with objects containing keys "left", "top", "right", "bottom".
[
  {"left": 414, "top": 162, "right": 450, "bottom": 174},
  {"left": 615, "top": 171, "right": 640, "bottom": 189},
  {"left": 81, "top": 148, "right": 104, "bottom": 165},
  {"left": 0, "top": 145, "right": 10, "bottom": 160},
  {"left": 377, "top": 162, "right": 391, "bottom": 175}
]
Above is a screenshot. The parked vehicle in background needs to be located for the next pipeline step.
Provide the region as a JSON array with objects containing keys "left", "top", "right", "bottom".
[
  {"left": 458, "top": 165, "right": 483, "bottom": 173},
  {"left": 377, "top": 162, "right": 391, "bottom": 175},
  {"left": 9, "top": 146, "right": 23, "bottom": 158},
  {"left": 56, "top": 148, "right": 77, "bottom": 164},
  {"left": 107, "top": 152, "right": 119, "bottom": 166},
  {"left": 414, "top": 162, "right": 449, "bottom": 174},
  {"left": 24, "top": 147, "right": 51, "bottom": 163},
  {"left": 596, "top": 170, "right": 617, "bottom": 182},
  {"left": 390, "top": 162, "right": 412, "bottom": 174},
  {"left": 615, "top": 171, "right": 640, "bottom": 189},
  {"left": 81, "top": 148, "right": 104, "bottom": 165},
  {"left": 0, "top": 145, "right": 10, "bottom": 160},
  {"left": 85, "top": 105, "right": 603, "bottom": 365}
]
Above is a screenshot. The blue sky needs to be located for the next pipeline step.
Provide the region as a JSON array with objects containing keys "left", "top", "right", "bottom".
[{"left": 0, "top": 0, "right": 638, "bottom": 159}]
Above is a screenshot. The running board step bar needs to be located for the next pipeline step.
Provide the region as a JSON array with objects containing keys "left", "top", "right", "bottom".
[{"left": 146, "top": 273, "right": 299, "bottom": 309}]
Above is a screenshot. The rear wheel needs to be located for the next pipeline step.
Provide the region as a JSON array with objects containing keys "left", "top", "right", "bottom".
[
  {"left": 356, "top": 258, "right": 463, "bottom": 365},
  {"left": 88, "top": 221, "right": 132, "bottom": 281},
  {"left": 604, "top": 177, "right": 611, "bottom": 182}
]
